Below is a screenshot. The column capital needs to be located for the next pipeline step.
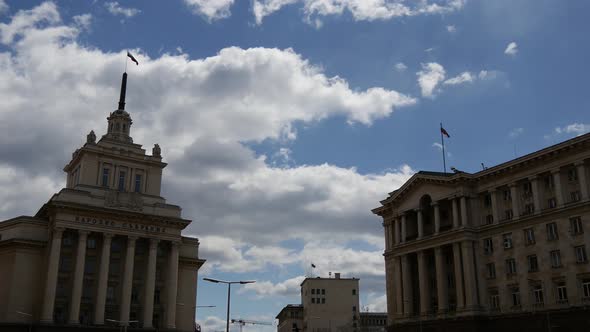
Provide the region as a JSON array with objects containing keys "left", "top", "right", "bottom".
[
  {"left": 149, "top": 238, "right": 160, "bottom": 248},
  {"left": 103, "top": 232, "right": 115, "bottom": 239},
  {"left": 528, "top": 175, "right": 538, "bottom": 181},
  {"left": 53, "top": 227, "right": 66, "bottom": 238},
  {"left": 431, "top": 201, "right": 439, "bottom": 207},
  {"left": 77, "top": 229, "right": 91, "bottom": 236},
  {"left": 127, "top": 236, "right": 139, "bottom": 247},
  {"left": 414, "top": 207, "right": 423, "bottom": 213},
  {"left": 487, "top": 188, "right": 497, "bottom": 193},
  {"left": 508, "top": 182, "right": 519, "bottom": 188},
  {"left": 169, "top": 240, "right": 181, "bottom": 248},
  {"left": 551, "top": 168, "right": 561, "bottom": 174},
  {"left": 574, "top": 161, "right": 586, "bottom": 167}
]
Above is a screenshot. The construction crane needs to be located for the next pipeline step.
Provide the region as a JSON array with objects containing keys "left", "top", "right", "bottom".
[{"left": 230, "top": 318, "right": 272, "bottom": 332}]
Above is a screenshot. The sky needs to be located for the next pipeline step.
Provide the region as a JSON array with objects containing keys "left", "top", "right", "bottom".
[{"left": 0, "top": 0, "right": 589, "bottom": 331}]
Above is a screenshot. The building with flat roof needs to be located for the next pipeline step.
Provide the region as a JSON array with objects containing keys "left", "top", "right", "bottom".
[
  {"left": 373, "top": 133, "right": 590, "bottom": 331},
  {"left": 0, "top": 73, "right": 205, "bottom": 331},
  {"left": 276, "top": 304, "right": 303, "bottom": 332}
]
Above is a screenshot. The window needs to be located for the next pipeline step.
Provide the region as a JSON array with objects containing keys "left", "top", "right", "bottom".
[
  {"left": 503, "top": 233, "right": 513, "bottom": 249},
  {"left": 131, "top": 287, "right": 139, "bottom": 303},
  {"left": 506, "top": 258, "right": 517, "bottom": 275},
  {"left": 504, "top": 209, "right": 513, "bottom": 220},
  {"left": 118, "top": 171, "right": 126, "bottom": 191},
  {"left": 557, "top": 283, "right": 568, "bottom": 303},
  {"left": 524, "top": 203, "right": 534, "bottom": 215},
  {"left": 489, "top": 290, "right": 500, "bottom": 309},
  {"left": 523, "top": 182, "right": 532, "bottom": 194},
  {"left": 84, "top": 257, "right": 96, "bottom": 274},
  {"left": 154, "top": 289, "right": 161, "bottom": 304},
  {"left": 311, "top": 289, "right": 315, "bottom": 294},
  {"left": 544, "top": 175, "right": 554, "bottom": 189},
  {"left": 483, "top": 194, "right": 492, "bottom": 207},
  {"left": 59, "top": 256, "right": 71, "bottom": 272},
  {"left": 63, "top": 234, "right": 73, "bottom": 247},
  {"left": 486, "top": 263, "right": 496, "bottom": 279},
  {"left": 524, "top": 228, "right": 535, "bottom": 245},
  {"left": 511, "top": 287, "right": 521, "bottom": 307},
  {"left": 321, "top": 298, "right": 325, "bottom": 304},
  {"left": 102, "top": 168, "right": 110, "bottom": 187},
  {"left": 548, "top": 198, "right": 557, "bottom": 208},
  {"left": 575, "top": 245, "right": 588, "bottom": 263},
  {"left": 571, "top": 191, "right": 581, "bottom": 202},
  {"left": 485, "top": 214, "right": 494, "bottom": 225},
  {"left": 322, "top": 289, "right": 325, "bottom": 295},
  {"left": 570, "top": 217, "right": 583, "bottom": 235},
  {"left": 352, "top": 289, "right": 356, "bottom": 295},
  {"left": 503, "top": 189, "right": 511, "bottom": 201},
  {"left": 483, "top": 238, "right": 493, "bottom": 255},
  {"left": 527, "top": 255, "right": 539, "bottom": 272},
  {"left": 568, "top": 168, "right": 578, "bottom": 182},
  {"left": 311, "top": 298, "right": 315, "bottom": 304},
  {"left": 582, "top": 279, "right": 590, "bottom": 299},
  {"left": 546, "top": 223, "right": 558, "bottom": 241},
  {"left": 87, "top": 237, "right": 97, "bottom": 249},
  {"left": 134, "top": 174, "right": 142, "bottom": 192},
  {"left": 533, "top": 285, "right": 544, "bottom": 305},
  {"left": 352, "top": 306, "right": 356, "bottom": 312},
  {"left": 550, "top": 250, "right": 562, "bottom": 268},
  {"left": 107, "top": 286, "right": 115, "bottom": 303}
]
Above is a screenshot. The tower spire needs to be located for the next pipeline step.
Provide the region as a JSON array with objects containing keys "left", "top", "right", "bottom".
[{"left": 118, "top": 72, "right": 127, "bottom": 110}]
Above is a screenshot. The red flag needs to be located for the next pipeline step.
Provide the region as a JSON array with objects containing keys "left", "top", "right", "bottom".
[
  {"left": 127, "top": 52, "right": 139, "bottom": 65},
  {"left": 440, "top": 127, "right": 450, "bottom": 138}
]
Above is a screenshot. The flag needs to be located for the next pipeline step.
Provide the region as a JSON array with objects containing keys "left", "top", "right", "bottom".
[
  {"left": 311, "top": 263, "right": 316, "bottom": 268},
  {"left": 127, "top": 52, "right": 139, "bottom": 65},
  {"left": 440, "top": 127, "right": 450, "bottom": 138}
]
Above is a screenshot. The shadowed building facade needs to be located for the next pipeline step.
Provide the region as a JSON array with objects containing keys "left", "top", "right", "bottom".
[
  {"left": 373, "top": 133, "right": 590, "bottom": 331},
  {"left": 0, "top": 73, "right": 205, "bottom": 331}
]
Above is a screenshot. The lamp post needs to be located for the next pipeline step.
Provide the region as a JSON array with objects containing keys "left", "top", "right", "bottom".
[{"left": 203, "top": 277, "right": 255, "bottom": 332}]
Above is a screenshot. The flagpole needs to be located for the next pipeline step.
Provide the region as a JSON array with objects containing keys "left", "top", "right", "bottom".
[
  {"left": 440, "top": 122, "right": 447, "bottom": 174},
  {"left": 125, "top": 51, "right": 128, "bottom": 73}
]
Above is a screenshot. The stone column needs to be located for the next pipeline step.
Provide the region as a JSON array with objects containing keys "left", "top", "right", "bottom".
[
  {"left": 143, "top": 239, "right": 159, "bottom": 328},
  {"left": 509, "top": 184, "right": 520, "bottom": 218},
  {"left": 69, "top": 230, "right": 90, "bottom": 324},
  {"left": 489, "top": 190, "right": 499, "bottom": 223},
  {"left": 166, "top": 241, "right": 180, "bottom": 329},
  {"left": 433, "top": 202, "right": 440, "bottom": 234},
  {"left": 576, "top": 162, "right": 589, "bottom": 200},
  {"left": 388, "top": 257, "right": 397, "bottom": 317},
  {"left": 434, "top": 247, "right": 448, "bottom": 313},
  {"left": 394, "top": 256, "right": 403, "bottom": 317},
  {"left": 417, "top": 209, "right": 424, "bottom": 239},
  {"left": 41, "top": 227, "right": 65, "bottom": 323},
  {"left": 551, "top": 169, "right": 563, "bottom": 206},
  {"left": 461, "top": 241, "right": 478, "bottom": 309},
  {"left": 394, "top": 218, "right": 401, "bottom": 245},
  {"left": 460, "top": 196, "right": 469, "bottom": 226},
  {"left": 400, "top": 214, "right": 407, "bottom": 243},
  {"left": 452, "top": 243, "right": 465, "bottom": 310},
  {"left": 94, "top": 233, "right": 113, "bottom": 325},
  {"left": 417, "top": 251, "right": 430, "bottom": 315},
  {"left": 383, "top": 222, "right": 390, "bottom": 250},
  {"left": 401, "top": 255, "right": 413, "bottom": 316},
  {"left": 452, "top": 198, "right": 460, "bottom": 228},
  {"left": 530, "top": 176, "right": 541, "bottom": 214},
  {"left": 119, "top": 236, "right": 138, "bottom": 326}
]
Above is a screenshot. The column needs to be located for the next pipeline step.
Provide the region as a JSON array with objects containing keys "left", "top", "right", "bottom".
[
  {"left": 452, "top": 198, "right": 460, "bottom": 228},
  {"left": 510, "top": 184, "right": 520, "bottom": 218},
  {"left": 452, "top": 243, "right": 465, "bottom": 310},
  {"left": 461, "top": 241, "right": 478, "bottom": 309},
  {"left": 394, "top": 256, "right": 403, "bottom": 317},
  {"left": 401, "top": 255, "right": 413, "bottom": 316},
  {"left": 434, "top": 247, "right": 448, "bottom": 313},
  {"left": 383, "top": 222, "right": 390, "bottom": 250},
  {"left": 417, "top": 209, "right": 424, "bottom": 239},
  {"left": 552, "top": 169, "right": 564, "bottom": 206},
  {"left": 489, "top": 190, "right": 499, "bottom": 223},
  {"left": 94, "top": 233, "right": 113, "bottom": 325},
  {"left": 69, "top": 230, "right": 90, "bottom": 324},
  {"left": 41, "top": 227, "right": 65, "bottom": 323},
  {"left": 388, "top": 257, "right": 397, "bottom": 317},
  {"left": 143, "top": 239, "right": 159, "bottom": 328},
  {"left": 433, "top": 202, "right": 441, "bottom": 234},
  {"left": 119, "top": 236, "right": 137, "bottom": 326},
  {"left": 417, "top": 251, "right": 430, "bottom": 315},
  {"left": 166, "top": 241, "right": 180, "bottom": 329},
  {"left": 576, "top": 162, "right": 589, "bottom": 200},
  {"left": 460, "top": 196, "right": 469, "bottom": 227},
  {"left": 394, "top": 218, "right": 401, "bottom": 245},
  {"left": 400, "top": 214, "right": 407, "bottom": 243},
  {"left": 530, "top": 176, "right": 541, "bottom": 214}
]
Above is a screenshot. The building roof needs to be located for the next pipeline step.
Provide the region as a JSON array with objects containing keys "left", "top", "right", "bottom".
[
  {"left": 275, "top": 304, "right": 303, "bottom": 319},
  {"left": 300, "top": 276, "right": 358, "bottom": 286}
]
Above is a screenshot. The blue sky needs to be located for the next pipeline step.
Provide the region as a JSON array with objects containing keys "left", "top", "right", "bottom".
[{"left": 0, "top": 1, "right": 589, "bottom": 331}]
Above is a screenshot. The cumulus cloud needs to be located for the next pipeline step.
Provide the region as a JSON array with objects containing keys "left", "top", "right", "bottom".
[
  {"left": 0, "top": 0, "right": 8, "bottom": 14},
  {"left": 509, "top": 127, "right": 524, "bottom": 138},
  {"left": 253, "top": 0, "right": 466, "bottom": 25},
  {"left": 443, "top": 71, "right": 474, "bottom": 85},
  {"left": 184, "top": 0, "right": 235, "bottom": 21},
  {"left": 416, "top": 62, "right": 445, "bottom": 97},
  {"left": 446, "top": 25, "right": 456, "bottom": 33},
  {"left": 554, "top": 123, "right": 590, "bottom": 136},
  {"left": 394, "top": 62, "right": 407, "bottom": 72},
  {"left": 104, "top": 2, "right": 141, "bottom": 18},
  {"left": 242, "top": 275, "right": 306, "bottom": 297},
  {"left": 504, "top": 41, "right": 518, "bottom": 56}
]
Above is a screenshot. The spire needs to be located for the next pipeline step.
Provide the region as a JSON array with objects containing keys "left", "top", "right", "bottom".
[{"left": 118, "top": 72, "right": 127, "bottom": 110}]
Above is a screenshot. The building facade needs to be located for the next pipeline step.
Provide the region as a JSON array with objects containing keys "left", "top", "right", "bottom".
[
  {"left": 358, "top": 312, "right": 386, "bottom": 332},
  {"left": 0, "top": 73, "right": 205, "bottom": 331},
  {"left": 373, "top": 133, "right": 590, "bottom": 331},
  {"left": 276, "top": 304, "right": 303, "bottom": 332}
]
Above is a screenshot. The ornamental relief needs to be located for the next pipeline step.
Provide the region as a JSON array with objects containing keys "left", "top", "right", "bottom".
[{"left": 105, "top": 190, "right": 143, "bottom": 211}]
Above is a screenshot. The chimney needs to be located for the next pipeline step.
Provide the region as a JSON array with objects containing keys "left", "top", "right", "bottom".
[{"left": 335, "top": 273, "right": 340, "bottom": 279}]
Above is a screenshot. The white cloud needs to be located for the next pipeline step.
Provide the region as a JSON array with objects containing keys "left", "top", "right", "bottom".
[
  {"left": 554, "top": 123, "right": 590, "bottom": 136},
  {"left": 72, "top": 14, "right": 92, "bottom": 30},
  {"left": 394, "top": 62, "right": 407, "bottom": 72},
  {"left": 364, "top": 293, "right": 387, "bottom": 312},
  {"left": 509, "top": 127, "right": 524, "bottom": 138},
  {"left": 443, "top": 71, "right": 474, "bottom": 85},
  {"left": 504, "top": 41, "right": 518, "bottom": 56},
  {"left": 184, "top": 0, "right": 235, "bottom": 21},
  {"left": 197, "top": 316, "right": 227, "bottom": 332},
  {"left": 416, "top": 62, "right": 445, "bottom": 97},
  {"left": 446, "top": 25, "right": 456, "bottom": 33},
  {"left": 253, "top": 0, "right": 466, "bottom": 25},
  {"left": 0, "top": 1, "right": 60, "bottom": 44},
  {"left": 0, "top": 0, "right": 8, "bottom": 14},
  {"left": 104, "top": 2, "right": 141, "bottom": 18},
  {"left": 242, "top": 276, "right": 306, "bottom": 297}
]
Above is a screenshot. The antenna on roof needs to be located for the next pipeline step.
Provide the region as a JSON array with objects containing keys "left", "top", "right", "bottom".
[{"left": 481, "top": 163, "right": 487, "bottom": 170}]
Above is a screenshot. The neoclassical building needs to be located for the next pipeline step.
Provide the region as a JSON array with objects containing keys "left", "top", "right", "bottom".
[
  {"left": 0, "top": 73, "right": 205, "bottom": 331},
  {"left": 373, "top": 133, "right": 590, "bottom": 331}
]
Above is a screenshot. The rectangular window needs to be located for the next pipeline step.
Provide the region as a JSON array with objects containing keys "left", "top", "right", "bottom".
[
  {"left": 523, "top": 182, "right": 532, "bottom": 194},
  {"left": 311, "top": 298, "right": 315, "bottom": 303},
  {"left": 311, "top": 289, "right": 315, "bottom": 294},
  {"left": 570, "top": 217, "right": 583, "bottom": 235},
  {"left": 134, "top": 174, "right": 142, "bottom": 192},
  {"left": 524, "top": 228, "right": 535, "bottom": 245},
  {"left": 548, "top": 198, "right": 557, "bottom": 208},
  {"left": 546, "top": 222, "right": 558, "bottom": 241},
  {"left": 322, "top": 289, "right": 325, "bottom": 295},
  {"left": 107, "top": 286, "right": 115, "bottom": 303},
  {"left": 503, "top": 233, "right": 513, "bottom": 249},
  {"left": 511, "top": 288, "right": 521, "bottom": 307},
  {"left": 571, "top": 191, "right": 581, "bottom": 202},
  {"left": 503, "top": 189, "right": 511, "bottom": 201},
  {"left": 557, "top": 283, "right": 568, "bottom": 303},
  {"left": 483, "top": 238, "right": 493, "bottom": 255},
  {"left": 582, "top": 279, "right": 590, "bottom": 299},
  {"left": 483, "top": 194, "right": 492, "bottom": 207},
  {"left": 485, "top": 214, "right": 494, "bottom": 225},
  {"left": 527, "top": 255, "right": 539, "bottom": 272},
  {"left": 506, "top": 258, "right": 517, "bottom": 275},
  {"left": 550, "top": 250, "right": 562, "bottom": 268},
  {"left": 486, "top": 263, "right": 496, "bottom": 279},
  {"left": 568, "top": 168, "right": 578, "bottom": 182},
  {"left": 352, "top": 289, "right": 356, "bottom": 295},
  {"left": 533, "top": 285, "right": 544, "bottom": 304},
  {"left": 352, "top": 306, "right": 356, "bottom": 312},
  {"left": 321, "top": 298, "right": 325, "bottom": 304},
  {"left": 544, "top": 175, "right": 554, "bottom": 189},
  {"left": 87, "top": 237, "right": 97, "bottom": 249},
  {"left": 575, "top": 245, "right": 588, "bottom": 263},
  {"left": 102, "top": 168, "right": 110, "bottom": 187},
  {"left": 118, "top": 171, "right": 126, "bottom": 191},
  {"left": 524, "top": 203, "right": 535, "bottom": 215},
  {"left": 505, "top": 209, "right": 513, "bottom": 220},
  {"left": 489, "top": 291, "right": 500, "bottom": 309}
]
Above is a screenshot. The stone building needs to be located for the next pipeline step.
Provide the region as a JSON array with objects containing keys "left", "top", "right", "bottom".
[
  {"left": 0, "top": 73, "right": 205, "bottom": 331},
  {"left": 373, "top": 133, "right": 590, "bottom": 331},
  {"left": 276, "top": 304, "right": 303, "bottom": 332}
]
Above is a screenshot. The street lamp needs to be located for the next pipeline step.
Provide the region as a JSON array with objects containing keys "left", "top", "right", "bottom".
[{"left": 203, "top": 278, "right": 255, "bottom": 332}]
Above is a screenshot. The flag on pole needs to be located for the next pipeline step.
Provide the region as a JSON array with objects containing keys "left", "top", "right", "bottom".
[
  {"left": 127, "top": 52, "right": 139, "bottom": 65},
  {"left": 440, "top": 127, "right": 450, "bottom": 138},
  {"left": 311, "top": 263, "right": 316, "bottom": 268}
]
